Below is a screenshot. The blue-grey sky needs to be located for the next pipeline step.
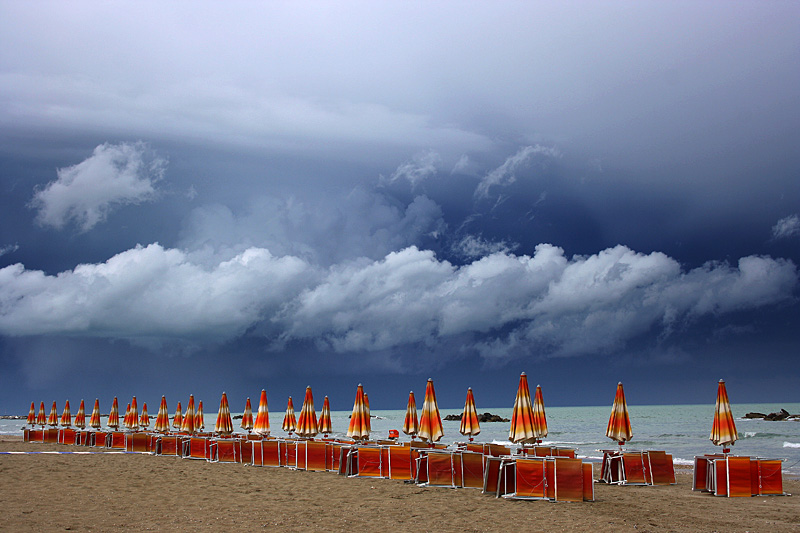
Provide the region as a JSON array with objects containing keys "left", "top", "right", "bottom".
[{"left": 1, "top": 2, "right": 798, "bottom": 414}]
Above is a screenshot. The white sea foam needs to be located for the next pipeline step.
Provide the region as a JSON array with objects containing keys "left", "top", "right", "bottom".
[
  {"left": 783, "top": 442, "right": 800, "bottom": 448},
  {"left": 672, "top": 458, "right": 694, "bottom": 466},
  {"left": 744, "top": 431, "right": 758, "bottom": 438}
]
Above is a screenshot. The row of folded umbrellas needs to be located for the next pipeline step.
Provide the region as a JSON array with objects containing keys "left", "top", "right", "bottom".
[{"left": 24, "top": 374, "right": 740, "bottom": 448}]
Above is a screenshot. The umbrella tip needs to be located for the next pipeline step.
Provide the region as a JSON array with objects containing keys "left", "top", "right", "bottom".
[
  {"left": 521, "top": 372, "right": 526, "bottom": 376},
  {"left": 719, "top": 378, "right": 724, "bottom": 383},
  {"left": 427, "top": 377, "right": 432, "bottom": 381},
  {"left": 618, "top": 381, "right": 623, "bottom": 385}
]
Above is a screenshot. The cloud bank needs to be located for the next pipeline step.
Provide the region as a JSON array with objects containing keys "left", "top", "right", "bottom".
[
  {"left": 0, "top": 242, "right": 794, "bottom": 364},
  {"left": 30, "top": 142, "right": 166, "bottom": 231}
]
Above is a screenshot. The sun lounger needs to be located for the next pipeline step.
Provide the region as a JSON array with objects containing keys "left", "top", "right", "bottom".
[
  {"left": 250, "top": 439, "right": 281, "bottom": 467},
  {"left": 647, "top": 450, "right": 676, "bottom": 485},
  {"left": 385, "top": 444, "right": 415, "bottom": 480},
  {"left": 213, "top": 438, "right": 242, "bottom": 463},
  {"left": 125, "top": 432, "right": 151, "bottom": 453},
  {"left": 420, "top": 449, "right": 462, "bottom": 488},
  {"left": 57, "top": 428, "right": 76, "bottom": 445},
  {"left": 158, "top": 435, "right": 181, "bottom": 456},
  {"left": 296, "top": 440, "right": 327, "bottom": 471},
  {"left": 694, "top": 454, "right": 787, "bottom": 497},
  {"left": 106, "top": 431, "right": 126, "bottom": 449},
  {"left": 348, "top": 445, "right": 384, "bottom": 478},
  {"left": 181, "top": 436, "right": 210, "bottom": 459},
  {"left": 460, "top": 450, "right": 485, "bottom": 489},
  {"left": 44, "top": 428, "right": 59, "bottom": 444},
  {"left": 25, "top": 429, "right": 45, "bottom": 443}
]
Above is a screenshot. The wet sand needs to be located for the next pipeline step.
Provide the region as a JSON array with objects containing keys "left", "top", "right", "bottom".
[{"left": 1, "top": 435, "right": 798, "bottom": 532}]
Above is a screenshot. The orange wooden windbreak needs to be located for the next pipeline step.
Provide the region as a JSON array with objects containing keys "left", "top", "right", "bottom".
[
  {"left": 509, "top": 373, "right": 537, "bottom": 444},
  {"left": 282, "top": 396, "right": 297, "bottom": 435},
  {"left": 240, "top": 397, "right": 253, "bottom": 432},
  {"left": 403, "top": 391, "right": 419, "bottom": 438},
  {"left": 60, "top": 400, "right": 72, "bottom": 427},
  {"left": 252, "top": 389, "right": 270, "bottom": 435},
  {"left": 418, "top": 378, "right": 444, "bottom": 443},
  {"left": 710, "top": 379, "right": 738, "bottom": 451},
  {"left": 215, "top": 392, "right": 234, "bottom": 435},
  {"left": 347, "top": 384, "right": 370, "bottom": 440},
  {"left": 154, "top": 396, "right": 170, "bottom": 433},
  {"left": 459, "top": 388, "right": 481, "bottom": 441},
  {"left": 89, "top": 399, "right": 101, "bottom": 429},
  {"left": 74, "top": 400, "right": 86, "bottom": 430},
  {"left": 318, "top": 396, "right": 333, "bottom": 436},
  {"left": 606, "top": 382, "right": 633, "bottom": 445},
  {"left": 295, "top": 386, "right": 318, "bottom": 438}
]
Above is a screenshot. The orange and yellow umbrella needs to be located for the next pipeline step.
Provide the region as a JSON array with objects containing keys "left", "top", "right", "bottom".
[
  {"left": 418, "top": 378, "right": 444, "bottom": 443},
  {"left": 295, "top": 386, "right": 318, "bottom": 439},
  {"left": 154, "top": 396, "right": 170, "bottom": 433},
  {"left": 215, "top": 392, "right": 233, "bottom": 435},
  {"left": 318, "top": 396, "right": 332, "bottom": 436},
  {"left": 253, "top": 389, "right": 270, "bottom": 436},
  {"left": 509, "top": 372, "right": 537, "bottom": 444},
  {"left": 74, "top": 400, "right": 86, "bottom": 430},
  {"left": 123, "top": 403, "right": 131, "bottom": 429},
  {"left": 710, "top": 379, "right": 738, "bottom": 451},
  {"left": 459, "top": 388, "right": 481, "bottom": 441},
  {"left": 194, "top": 400, "right": 205, "bottom": 432},
  {"left": 364, "top": 393, "right": 372, "bottom": 434},
  {"left": 240, "top": 397, "right": 254, "bottom": 432},
  {"left": 403, "top": 391, "right": 419, "bottom": 438},
  {"left": 172, "top": 401, "right": 183, "bottom": 430},
  {"left": 108, "top": 397, "right": 120, "bottom": 430},
  {"left": 140, "top": 402, "right": 149, "bottom": 429},
  {"left": 606, "top": 382, "right": 633, "bottom": 446},
  {"left": 89, "top": 399, "right": 101, "bottom": 430},
  {"left": 60, "top": 400, "right": 72, "bottom": 427},
  {"left": 129, "top": 397, "right": 140, "bottom": 431},
  {"left": 347, "top": 384, "right": 370, "bottom": 440},
  {"left": 37, "top": 401, "right": 47, "bottom": 427},
  {"left": 26, "top": 402, "right": 36, "bottom": 426},
  {"left": 282, "top": 396, "right": 296, "bottom": 435},
  {"left": 47, "top": 401, "right": 59, "bottom": 427},
  {"left": 181, "top": 395, "right": 196, "bottom": 434},
  {"left": 532, "top": 385, "right": 548, "bottom": 443}
]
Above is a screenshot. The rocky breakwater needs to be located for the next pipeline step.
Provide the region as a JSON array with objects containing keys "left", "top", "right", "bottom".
[
  {"left": 743, "top": 409, "right": 800, "bottom": 421},
  {"left": 443, "top": 412, "right": 510, "bottom": 422}
]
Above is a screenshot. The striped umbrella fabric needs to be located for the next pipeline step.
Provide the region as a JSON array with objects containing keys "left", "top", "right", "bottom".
[
  {"left": 123, "top": 403, "right": 131, "bottom": 429},
  {"left": 459, "top": 388, "right": 481, "bottom": 441},
  {"left": 47, "top": 401, "right": 59, "bottom": 427},
  {"left": 172, "top": 401, "right": 183, "bottom": 430},
  {"left": 295, "top": 386, "right": 318, "bottom": 438},
  {"left": 532, "top": 385, "right": 548, "bottom": 443},
  {"left": 606, "top": 382, "right": 633, "bottom": 445},
  {"left": 89, "top": 399, "right": 101, "bottom": 430},
  {"left": 418, "top": 378, "right": 444, "bottom": 443},
  {"left": 215, "top": 392, "right": 233, "bottom": 435},
  {"left": 253, "top": 389, "right": 270, "bottom": 436},
  {"left": 318, "top": 396, "right": 332, "bottom": 436},
  {"left": 108, "top": 397, "right": 120, "bottom": 430},
  {"left": 37, "top": 402, "right": 47, "bottom": 427},
  {"left": 154, "top": 396, "right": 170, "bottom": 433},
  {"left": 194, "top": 400, "right": 205, "bottom": 432},
  {"left": 240, "top": 398, "right": 254, "bottom": 432},
  {"left": 346, "top": 384, "right": 370, "bottom": 440},
  {"left": 181, "top": 395, "right": 196, "bottom": 434},
  {"left": 140, "top": 402, "right": 149, "bottom": 429},
  {"left": 129, "top": 397, "right": 140, "bottom": 431},
  {"left": 27, "top": 402, "right": 36, "bottom": 426},
  {"left": 364, "top": 393, "right": 372, "bottom": 433},
  {"left": 710, "top": 379, "right": 738, "bottom": 450},
  {"left": 60, "top": 400, "right": 72, "bottom": 427},
  {"left": 402, "top": 391, "right": 419, "bottom": 438},
  {"left": 509, "top": 372, "right": 537, "bottom": 444},
  {"left": 282, "top": 396, "right": 296, "bottom": 435},
  {"left": 74, "top": 400, "right": 86, "bottom": 430}
]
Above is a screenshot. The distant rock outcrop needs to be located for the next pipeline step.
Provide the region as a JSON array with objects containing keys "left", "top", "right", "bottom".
[
  {"left": 443, "top": 412, "right": 509, "bottom": 423},
  {"left": 744, "top": 409, "right": 799, "bottom": 421}
]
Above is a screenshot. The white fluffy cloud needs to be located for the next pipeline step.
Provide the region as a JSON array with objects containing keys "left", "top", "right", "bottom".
[
  {"left": 772, "top": 214, "right": 800, "bottom": 240},
  {"left": 4, "top": 241, "right": 791, "bottom": 362},
  {"left": 385, "top": 150, "right": 442, "bottom": 188},
  {"left": 30, "top": 142, "right": 166, "bottom": 231}
]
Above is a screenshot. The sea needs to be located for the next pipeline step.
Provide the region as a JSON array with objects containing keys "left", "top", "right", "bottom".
[{"left": 4, "top": 403, "right": 798, "bottom": 477}]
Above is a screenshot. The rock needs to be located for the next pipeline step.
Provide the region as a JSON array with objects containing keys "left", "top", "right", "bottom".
[
  {"left": 744, "top": 412, "right": 766, "bottom": 419},
  {"left": 443, "top": 412, "right": 510, "bottom": 422},
  {"left": 764, "top": 409, "right": 790, "bottom": 421},
  {"left": 232, "top": 415, "right": 243, "bottom": 420},
  {"left": 443, "top": 414, "right": 461, "bottom": 421}
]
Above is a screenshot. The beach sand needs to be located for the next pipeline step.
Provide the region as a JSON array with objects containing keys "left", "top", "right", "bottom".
[{"left": 1, "top": 435, "right": 798, "bottom": 532}]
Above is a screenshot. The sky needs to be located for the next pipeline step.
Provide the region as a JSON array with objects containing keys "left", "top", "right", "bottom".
[{"left": 1, "top": 2, "right": 799, "bottom": 416}]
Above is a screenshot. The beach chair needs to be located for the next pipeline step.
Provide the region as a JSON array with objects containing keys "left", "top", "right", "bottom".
[
  {"left": 296, "top": 440, "right": 327, "bottom": 471},
  {"left": 44, "top": 428, "right": 59, "bottom": 444},
  {"left": 755, "top": 459, "right": 786, "bottom": 496},
  {"left": 279, "top": 439, "right": 297, "bottom": 467},
  {"left": 106, "top": 431, "right": 126, "bottom": 449},
  {"left": 57, "top": 428, "right": 76, "bottom": 445},
  {"left": 159, "top": 435, "right": 182, "bottom": 456},
  {"left": 646, "top": 450, "right": 676, "bottom": 485},
  {"left": 182, "top": 436, "right": 210, "bottom": 459},
  {"left": 25, "top": 428, "right": 44, "bottom": 443},
  {"left": 621, "top": 451, "right": 649, "bottom": 485},
  {"left": 482, "top": 455, "right": 505, "bottom": 495},
  {"left": 337, "top": 445, "right": 354, "bottom": 475},
  {"left": 460, "top": 450, "right": 485, "bottom": 489},
  {"left": 251, "top": 439, "right": 282, "bottom": 467},
  {"left": 386, "top": 445, "right": 415, "bottom": 480},
  {"left": 421, "top": 449, "right": 461, "bottom": 488},
  {"left": 551, "top": 457, "right": 585, "bottom": 502},
  {"left": 214, "top": 439, "right": 242, "bottom": 463},
  {"left": 349, "top": 445, "right": 383, "bottom": 478},
  {"left": 501, "top": 457, "right": 547, "bottom": 500},
  {"left": 125, "top": 432, "right": 150, "bottom": 453}
]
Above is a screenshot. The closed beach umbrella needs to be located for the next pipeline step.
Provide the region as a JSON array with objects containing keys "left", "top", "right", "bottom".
[
  {"left": 509, "top": 373, "right": 537, "bottom": 444},
  {"left": 37, "top": 402, "right": 47, "bottom": 427},
  {"left": 240, "top": 398, "right": 254, "bottom": 432},
  {"left": 60, "top": 400, "right": 72, "bottom": 427},
  {"left": 74, "top": 400, "right": 86, "bottom": 430},
  {"left": 108, "top": 397, "right": 120, "bottom": 430},
  {"left": 710, "top": 379, "right": 738, "bottom": 452},
  {"left": 282, "top": 396, "right": 296, "bottom": 435},
  {"left": 215, "top": 392, "right": 233, "bottom": 435},
  {"left": 318, "top": 396, "right": 332, "bottom": 436},
  {"left": 364, "top": 393, "right": 372, "bottom": 433},
  {"left": 140, "top": 402, "right": 149, "bottom": 429},
  {"left": 295, "top": 386, "right": 318, "bottom": 438},
  {"left": 253, "top": 389, "right": 270, "bottom": 436},
  {"left": 123, "top": 403, "right": 131, "bottom": 429},
  {"left": 347, "top": 384, "right": 370, "bottom": 440},
  {"left": 181, "top": 395, "right": 196, "bottom": 434},
  {"left": 418, "top": 378, "right": 444, "bottom": 443},
  {"left": 89, "top": 399, "right": 101, "bottom": 430},
  {"left": 129, "top": 397, "right": 139, "bottom": 431},
  {"left": 606, "top": 382, "right": 633, "bottom": 446},
  {"left": 403, "top": 391, "right": 419, "bottom": 439},
  {"left": 47, "top": 401, "right": 59, "bottom": 427},
  {"left": 154, "top": 396, "right": 170, "bottom": 433},
  {"left": 532, "top": 385, "right": 548, "bottom": 444},
  {"left": 459, "top": 388, "right": 481, "bottom": 441},
  {"left": 194, "top": 401, "right": 205, "bottom": 432},
  {"left": 27, "top": 402, "right": 36, "bottom": 426},
  {"left": 172, "top": 401, "right": 183, "bottom": 430}
]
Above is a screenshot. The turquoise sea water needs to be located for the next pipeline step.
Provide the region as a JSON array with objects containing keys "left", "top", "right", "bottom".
[{"left": 6, "top": 403, "right": 799, "bottom": 477}]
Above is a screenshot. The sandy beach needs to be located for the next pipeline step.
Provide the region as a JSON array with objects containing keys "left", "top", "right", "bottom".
[{"left": 1, "top": 436, "right": 798, "bottom": 532}]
